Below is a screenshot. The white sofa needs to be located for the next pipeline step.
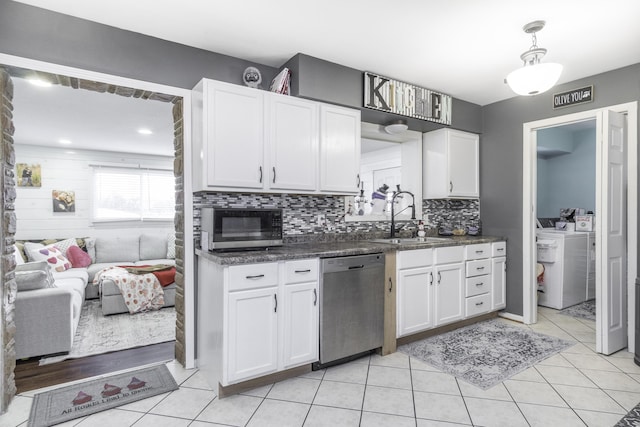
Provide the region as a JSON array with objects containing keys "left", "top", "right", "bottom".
[{"left": 14, "top": 233, "right": 175, "bottom": 359}]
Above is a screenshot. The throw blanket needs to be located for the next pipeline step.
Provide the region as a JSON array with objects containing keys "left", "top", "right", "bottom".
[
  {"left": 123, "top": 264, "right": 176, "bottom": 287},
  {"left": 93, "top": 266, "right": 165, "bottom": 314}
]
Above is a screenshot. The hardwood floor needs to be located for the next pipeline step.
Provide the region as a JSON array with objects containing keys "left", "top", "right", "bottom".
[{"left": 15, "top": 342, "right": 175, "bottom": 393}]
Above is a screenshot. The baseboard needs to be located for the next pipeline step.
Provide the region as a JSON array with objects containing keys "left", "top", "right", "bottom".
[
  {"left": 217, "top": 364, "right": 311, "bottom": 398},
  {"left": 498, "top": 311, "right": 524, "bottom": 323}
]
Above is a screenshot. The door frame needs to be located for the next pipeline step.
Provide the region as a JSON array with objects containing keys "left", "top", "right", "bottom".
[
  {"left": 522, "top": 102, "right": 638, "bottom": 352},
  {"left": 0, "top": 53, "right": 196, "bottom": 367}
]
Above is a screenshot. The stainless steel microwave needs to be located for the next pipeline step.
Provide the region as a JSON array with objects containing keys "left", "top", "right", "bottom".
[{"left": 200, "top": 207, "right": 283, "bottom": 250}]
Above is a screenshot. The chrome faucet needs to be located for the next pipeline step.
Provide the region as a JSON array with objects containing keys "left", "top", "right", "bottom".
[{"left": 390, "top": 186, "right": 416, "bottom": 238}]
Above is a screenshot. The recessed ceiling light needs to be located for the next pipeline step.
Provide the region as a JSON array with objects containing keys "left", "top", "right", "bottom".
[
  {"left": 138, "top": 128, "right": 153, "bottom": 135},
  {"left": 65, "top": 151, "right": 76, "bottom": 155},
  {"left": 27, "top": 78, "right": 53, "bottom": 88},
  {"left": 58, "top": 139, "right": 72, "bottom": 145}
]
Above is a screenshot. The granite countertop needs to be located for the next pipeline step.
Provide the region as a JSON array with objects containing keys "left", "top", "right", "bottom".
[{"left": 196, "top": 235, "right": 506, "bottom": 265}]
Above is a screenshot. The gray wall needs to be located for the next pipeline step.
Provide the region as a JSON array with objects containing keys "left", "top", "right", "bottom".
[
  {"left": 481, "top": 63, "right": 640, "bottom": 316},
  {"left": 0, "top": 0, "right": 278, "bottom": 89}
]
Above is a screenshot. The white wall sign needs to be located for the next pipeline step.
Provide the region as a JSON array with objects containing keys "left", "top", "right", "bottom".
[{"left": 363, "top": 72, "right": 452, "bottom": 125}]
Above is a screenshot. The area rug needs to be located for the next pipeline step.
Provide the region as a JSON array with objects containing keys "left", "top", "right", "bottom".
[
  {"left": 398, "top": 319, "right": 575, "bottom": 390},
  {"left": 559, "top": 299, "right": 596, "bottom": 321},
  {"left": 615, "top": 401, "right": 640, "bottom": 426},
  {"left": 28, "top": 364, "right": 178, "bottom": 427},
  {"left": 40, "top": 300, "right": 176, "bottom": 365}
]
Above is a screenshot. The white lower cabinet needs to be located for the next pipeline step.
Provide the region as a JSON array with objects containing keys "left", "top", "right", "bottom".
[
  {"left": 200, "top": 258, "right": 319, "bottom": 387},
  {"left": 396, "top": 241, "right": 506, "bottom": 339},
  {"left": 227, "top": 286, "right": 279, "bottom": 382}
]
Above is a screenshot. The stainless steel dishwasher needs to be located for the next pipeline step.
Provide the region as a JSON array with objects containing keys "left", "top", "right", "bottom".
[{"left": 315, "top": 253, "right": 385, "bottom": 369}]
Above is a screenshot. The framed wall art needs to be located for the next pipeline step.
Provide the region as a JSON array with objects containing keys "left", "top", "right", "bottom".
[
  {"left": 52, "top": 190, "right": 75, "bottom": 212},
  {"left": 16, "top": 163, "right": 41, "bottom": 187}
]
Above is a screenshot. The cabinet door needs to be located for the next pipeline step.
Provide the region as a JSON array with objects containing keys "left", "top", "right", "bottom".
[
  {"left": 447, "top": 130, "right": 479, "bottom": 197},
  {"left": 319, "top": 104, "right": 361, "bottom": 194},
  {"left": 397, "top": 267, "right": 434, "bottom": 337},
  {"left": 207, "top": 82, "right": 264, "bottom": 189},
  {"left": 268, "top": 96, "right": 318, "bottom": 191},
  {"left": 227, "top": 287, "right": 278, "bottom": 383},
  {"left": 281, "top": 281, "right": 319, "bottom": 369},
  {"left": 434, "top": 262, "right": 464, "bottom": 326},
  {"left": 491, "top": 257, "right": 506, "bottom": 310}
]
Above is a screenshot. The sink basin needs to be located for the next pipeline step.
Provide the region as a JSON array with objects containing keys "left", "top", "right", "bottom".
[{"left": 369, "top": 237, "right": 451, "bottom": 245}]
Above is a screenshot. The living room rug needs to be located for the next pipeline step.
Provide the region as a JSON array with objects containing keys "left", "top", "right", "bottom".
[
  {"left": 398, "top": 319, "right": 575, "bottom": 390},
  {"left": 27, "top": 364, "right": 178, "bottom": 427},
  {"left": 40, "top": 300, "right": 176, "bottom": 365},
  {"left": 559, "top": 299, "right": 596, "bottom": 321}
]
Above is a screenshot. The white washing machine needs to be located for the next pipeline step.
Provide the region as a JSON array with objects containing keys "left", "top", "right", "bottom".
[{"left": 537, "top": 229, "right": 594, "bottom": 309}]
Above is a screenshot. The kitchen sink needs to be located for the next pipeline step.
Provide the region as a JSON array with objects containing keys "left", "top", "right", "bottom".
[{"left": 369, "top": 237, "right": 451, "bottom": 245}]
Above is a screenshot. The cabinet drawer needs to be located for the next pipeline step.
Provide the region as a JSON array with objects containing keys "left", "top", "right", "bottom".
[
  {"left": 398, "top": 248, "right": 433, "bottom": 269},
  {"left": 466, "top": 293, "right": 492, "bottom": 317},
  {"left": 284, "top": 258, "right": 319, "bottom": 284},
  {"left": 465, "top": 275, "right": 491, "bottom": 297},
  {"left": 492, "top": 241, "right": 507, "bottom": 257},
  {"left": 228, "top": 262, "right": 279, "bottom": 291},
  {"left": 466, "top": 259, "right": 492, "bottom": 277},
  {"left": 465, "top": 243, "right": 491, "bottom": 260},
  {"left": 434, "top": 246, "right": 464, "bottom": 264}
]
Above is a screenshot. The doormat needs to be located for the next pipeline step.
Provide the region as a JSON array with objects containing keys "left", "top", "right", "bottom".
[
  {"left": 398, "top": 319, "right": 574, "bottom": 390},
  {"left": 28, "top": 364, "right": 178, "bottom": 427},
  {"left": 40, "top": 300, "right": 175, "bottom": 365},
  {"left": 559, "top": 299, "right": 596, "bottom": 321},
  {"left": 615, "top": 400, "right": 640, "bottom": 426}
]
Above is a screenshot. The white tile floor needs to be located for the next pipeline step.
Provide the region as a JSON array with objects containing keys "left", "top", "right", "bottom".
[{"left": 4, "top": 307, "right": 638, "bottom": 427}]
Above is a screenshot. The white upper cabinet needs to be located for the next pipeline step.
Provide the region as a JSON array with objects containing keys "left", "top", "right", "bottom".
[
  {"left": 192, "top": 78, "right": 360, "bottom": 195},
  {"left": 194, "top": 79, "right": 265, "bottom": 190},
  {"left": 319, "top": 104, "right": 361, "bottom": 193},
  {"left": 267, "top": 96, "right": 319, "bottom": 192},
  {"left": 423, "top": 128, "right": 479, "bottom": 198}
]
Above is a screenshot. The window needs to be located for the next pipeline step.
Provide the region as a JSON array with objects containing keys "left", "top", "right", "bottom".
[{"left": 91, "top": 165, "right": 174, "bottom": 222}]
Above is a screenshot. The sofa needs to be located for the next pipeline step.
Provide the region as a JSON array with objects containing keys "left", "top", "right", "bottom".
[{"left": 13, "top": 233, "right": 175, "bottom": 359}]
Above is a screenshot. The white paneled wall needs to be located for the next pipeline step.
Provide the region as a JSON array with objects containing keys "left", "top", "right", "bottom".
[{"left": 15, "top": 145, "right": 174, "bottom": 240}]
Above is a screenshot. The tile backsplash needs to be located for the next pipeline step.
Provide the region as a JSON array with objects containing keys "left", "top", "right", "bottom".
[{"left": 193, "top": 192, "right": 480, "bottom": 242}]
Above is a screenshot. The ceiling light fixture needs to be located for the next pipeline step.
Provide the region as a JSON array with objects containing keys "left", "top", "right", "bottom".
[
  {"left": 138, "top": 128, "right": 153, "bottom": 135},
  {"left": 384, "top": 119, "right": 408, "bottom": 135},
  {"left": 27, "top": 78, "right": 53, "bottom": 88},
  {"left": 58, "top": 139, "right": 72, "bottom": 145},
  {"left": 505, "top": 20, "right": 563, "bottom": 96}
]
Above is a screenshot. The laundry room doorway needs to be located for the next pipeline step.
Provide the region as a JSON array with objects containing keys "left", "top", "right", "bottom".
[{"left": 522, "top": 102, "right": 638, "bottom": 356}]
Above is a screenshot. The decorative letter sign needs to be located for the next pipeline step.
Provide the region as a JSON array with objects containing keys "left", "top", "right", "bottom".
[
  {"left": 553, "top": 85, "right": 594, "bottom": 109},
  {"left": 363, "top": 72, "right": 452, "bottom": 125}
]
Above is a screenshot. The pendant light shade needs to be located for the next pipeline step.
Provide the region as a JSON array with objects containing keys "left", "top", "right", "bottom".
[{"left": 506, "top": 21, "right": 562, "bottom": 96}]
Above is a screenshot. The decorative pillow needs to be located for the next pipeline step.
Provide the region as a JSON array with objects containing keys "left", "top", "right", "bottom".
[
  {"left": 46, "top": 237, "right": 78, "bottom": 255},
  {"left": 12, "top": 245, "right": 25, "bottom": 265},
  {"left": 66, "top": 245, "right": 92, "bottom": 268},
  {"left": 167, "top": 233, "right": 176, "bottom": 259},
  {"left": 27, "top": 245, "right": 72, "bottom": 272},
  {"left": 16, "top": 260, "right": 55, "bottom": 290},
  {"left": 84, "top": 237, "right": 96, "bottom": 263},
  {"left": 23, "top": 242, "right": 45, "bottom": 262}
]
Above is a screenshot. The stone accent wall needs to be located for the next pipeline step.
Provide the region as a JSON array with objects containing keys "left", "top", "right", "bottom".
[
  {"left": 1, "top": 68, "right": 17, "bottom": 414},
  {"left": 172, "top": 99, "right": 186, "bottom": 365}
]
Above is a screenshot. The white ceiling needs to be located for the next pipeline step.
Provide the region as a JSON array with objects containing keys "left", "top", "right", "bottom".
[
  {"left": 11, "top": 76, "right": 174, "bottom": 156},
  {"left": 12, "top": 0, "right": 640, "bottom": 106}
]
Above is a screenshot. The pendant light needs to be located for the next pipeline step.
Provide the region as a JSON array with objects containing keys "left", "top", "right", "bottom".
[{"left": 506, "top": 21, "right": 563, "bottom": 96}]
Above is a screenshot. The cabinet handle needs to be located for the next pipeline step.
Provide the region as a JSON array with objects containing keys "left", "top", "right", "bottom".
[
  {"left": 274, "top": 294, "right": 278, "bottom": 312},
  {"left": 430, "top": 272, "right": 434, "bottom": 286},
  {"left": 449, "top": 181, "right": 453, "bottom": 192},
  {"left": 475, "top": 301, "right": 484, "bottom": 306},
  {"left": 313, "top": 288, "right": 317, "bottom": 306},
  {"left": 348, "top": 265, "right": 365, "bottom": 270},
  {"left": 356, "top": 174, "right": 361, "bottom": 188},
  {"left": 388, "top": 277, "right": 393, "bottom": 292},
  {"left": 475, "top": 250, "right": 484, "bottom": 254},
  {"left": 259, "top": 166, "right": 263, "bottom": 183},
  {"left": 295, "top": 269, "right": 311, "bottom": 273},
  {"left": 476, "top": 266, "right": 485, "bottom": 271},
  {"left": 245, "top": 274, "right": 265, "bottom": 279},
  {"left": 476, "top": 282, "right": 484, "bottom": 286},
  {"left": 272, "top": 167, "right": 276, "bottom": 183},
  {"left": 497, "top": 248, "right": 505, "bottom": 252},
  {"left": 437, "top": 272, "right": 441, "bottom": 284}
]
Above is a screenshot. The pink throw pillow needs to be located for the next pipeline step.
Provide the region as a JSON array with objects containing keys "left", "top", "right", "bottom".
[{"left": 66, "top": 245, "right": 92, "bottom": 268}]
